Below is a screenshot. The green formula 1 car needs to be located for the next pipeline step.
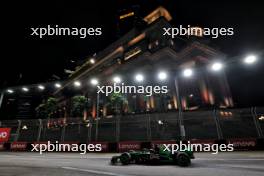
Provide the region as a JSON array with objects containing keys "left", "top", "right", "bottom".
[{"left": 111, "top": 146, "right": 194, "bottom": 167}]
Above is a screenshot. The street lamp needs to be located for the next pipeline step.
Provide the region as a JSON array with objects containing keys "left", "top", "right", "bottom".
[
  {"left": 90, "top": 78, "right": 100, "bottom": 141},
  {"left": 90, "top": 58, "right": 95, "bottom": 64},
  {"left": 173, "top": 69, "right": 194, "bottom": 140},
  {"left": 244, "top": 55, "right": 257, "bottom": 64},
  {"left": 211, "top": 62, "right": 223, "bottom": 72},
  {"left": 73, "top": 81, "right": 81, "bottom": 87},
  {"left": 6, "top": 89, "right": 14, "bottom": 94},
  {"left": 157, "top": 71, "right": 168, "bottom": 81},
  {"left": 38, "top": 85, "right": 45, "bottom": 90},
  {"left": 90, "top": 78, "right": 99, "bottom": 86},
  {"left": 182, "top": 68, "right": 193, "bottom": 77},
  {"left": 55, "top": 83, "right": 61, "bottom": 88},
  {"left": 113, "top": 76, "right": 122, "bottom": 83},
  {"left": 22, "top": 87, "right": 29, "bottom": 92},
  {"left": 135, "top": 73, "right": 144, "bottom": 82}
]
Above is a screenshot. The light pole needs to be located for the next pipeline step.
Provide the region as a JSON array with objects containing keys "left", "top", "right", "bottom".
[
  {"left": 113, "top": 76, "right": 122, "bottom": 142},
  {"left": 157, "top": 70, "right": 186, "bottom": 140},
  {"left": 0, "top": 91, "right": 4, "bottom": 110},
  {"left": 0, "top": 89, "right": 14, "bottom": 110},
  {"left": 210, "top": 61, "right": 224, "bottom": 139},
  {"left": 175, "top": 68, "right": 193, "bottom": 140},
  {"left": 135, "top": 73, "right": 144, "bottom": 83},
  {"left": 37, "top": 119, "right": 43, "bottom": 142},
  {"left": 90, "top": 78, "right": 99, "bottom": 141},
  {"left": 174, "top": 77, "right": 185, "bottom": 140},
  {"left": 96, "top": 92, "right": 100, "bottom": 141},
  {"left": 156, "top": 71, "right": 170, "bottom": 140},
  {"left": 243, "top": 55, "right": 257, "bottom": 65},
  {"left": 252, "top": 107, "right": 264, "bottom": 138}
]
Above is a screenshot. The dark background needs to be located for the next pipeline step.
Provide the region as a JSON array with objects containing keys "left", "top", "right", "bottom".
[{"left": 1, "top": 0, "right": 264, "bottom": 109}]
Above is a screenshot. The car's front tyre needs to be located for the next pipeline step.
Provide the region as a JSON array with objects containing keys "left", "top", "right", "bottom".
[
  {"left": 177, "top": 153, "right": 191, "bottom": 167},
  {"left": 120, "top": 152, "right": 131, "bottom": 165},
  {"left": 111, "top": 156, "right": 119, "bottom": 165}
]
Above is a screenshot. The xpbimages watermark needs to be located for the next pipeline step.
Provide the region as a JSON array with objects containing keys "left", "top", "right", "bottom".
[
  {"left": 30, "top": 25, "right": 102, "bottom": 38},
  {"left": 163, "top": 25, "right": 234, "bottom": 38},
  {"left": 97, "top": 83, "right": 168, "bottom": 96},
  {"left": 31, "top": 141, "right": 102, "bottom": 154},
  {"left": 162, "top": 141, "right": 234, "bottom": 154}
]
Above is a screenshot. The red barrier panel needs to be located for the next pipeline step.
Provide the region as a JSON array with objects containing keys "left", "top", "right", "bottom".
[
  {"left": 0, "top": 143, "right": 5, "bottom": 151},
  {"left": 89, "top": 142, "right": 109, "bottom": 152},
  {"left": 0, "top": 128, "right": 11, "bottom": 142},
  {"left": 118, "top": 141, "right": 141, "bottom": 152},
  {"left": 228, "top": 138, "right": 256, "bottom": 150},
  {"left": 11, "top": 142, "right": 27, "bottom": 151},
  {"left": 151, "top": 140, "right": 177, "bottom": 148}
]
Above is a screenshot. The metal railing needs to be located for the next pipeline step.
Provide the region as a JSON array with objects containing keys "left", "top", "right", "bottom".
[{"left": 0, "top": 107, "right": 263, "bottom": 142}]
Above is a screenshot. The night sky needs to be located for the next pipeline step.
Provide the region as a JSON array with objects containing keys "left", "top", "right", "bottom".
[{"left": 1, "top": 0, "right": 264, "bottom": 107}]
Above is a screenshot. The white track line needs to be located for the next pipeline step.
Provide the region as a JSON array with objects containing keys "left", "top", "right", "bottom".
[
  {"left": 196, "top": 158, "right": 264, "bottom": 161},
  {"left": 62, "top": 166, "right": 134, "bottom": 176},
  {"left": 217, "top": 164, "right": 264, "bottom": 170}
]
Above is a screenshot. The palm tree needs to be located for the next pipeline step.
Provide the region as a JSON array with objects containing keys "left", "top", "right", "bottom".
[
  {"left": 108, "top": 92, "right": 128, "bottom": 142},
  {"left": 71, "top": 95, "right": 88, "bottom": 118},
  {"left": 109, "top": 92, "right": 127, "bottom": 114},
  {"left": 36, "top": 97, "right": 58, "bottom": 119}
]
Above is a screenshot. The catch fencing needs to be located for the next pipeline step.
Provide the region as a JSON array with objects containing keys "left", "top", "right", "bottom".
[{"left": 0, "top": 107, "right": 263, "bottom": 143}]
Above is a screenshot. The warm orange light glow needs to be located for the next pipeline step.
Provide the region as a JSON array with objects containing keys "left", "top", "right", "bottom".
[
  {"left": 181, "top": 98, "right": 187, "bottom": 110},
  {"left": 83, "top": 110, "right": 87, "bottom": 121},
  {"left": 220, "top": 111, "right": 233, "bottom": 117},
  {"left": 146, "top": 100, "right": 150, "bottom": 111},
  {"left": 103, "top": 105, "right": 107, "bottom": 116},
  {"left": 119, "top": 12, "right": 135, "bottom": 20},
  {"left": 208, "top": 91, "right": 215, "bottom": 105},
  {"left": 128, "top": 33, "right": 146, "bottom": 46},
  {"left": 190, "top": 27, "right": 204, "bottom": 37},
  {"left": 143, "top": 6, "right": 172, "bottom": 24},
  {"left": 92, "top": 104, "right": 96, "bottom": 119},
  {"left": 150, "top": 96, "right": 155, "bottom": 109},
  {"left": 202, "top": 89, "right": 209, "bottom": 103},
  {"left": 124, "top": 47, "right": 142, "bottom": 61},
  {"left": 173, "top": 95, "right": 178, "bottom": 109}
]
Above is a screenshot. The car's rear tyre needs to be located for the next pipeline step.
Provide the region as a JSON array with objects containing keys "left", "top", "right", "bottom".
[
  {"left": 177, "top": 154, "right": 191, "bottom": 167},
  {"left": 111, "top": 156, "right": 119, "bottom": 165},
  {"left": 120, "top": 153, "right": 131, "bottom": 165}
]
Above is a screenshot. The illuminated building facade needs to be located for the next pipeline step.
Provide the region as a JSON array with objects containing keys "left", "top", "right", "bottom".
[{"left": 55, "top": 7, "right": 233, "bottom": 119}]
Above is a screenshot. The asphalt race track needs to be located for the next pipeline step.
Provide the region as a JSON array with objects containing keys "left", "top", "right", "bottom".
[{"left": 0, "top": 152, "right": 263, "bottom": 176}]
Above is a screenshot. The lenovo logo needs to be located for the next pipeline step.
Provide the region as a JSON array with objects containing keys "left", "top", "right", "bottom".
[
  {"left": 0, "top": 132, "right": 8, "bottom": 138},
  {"left": 0, "top": 128, "right": 11, "bottom": 142}
]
